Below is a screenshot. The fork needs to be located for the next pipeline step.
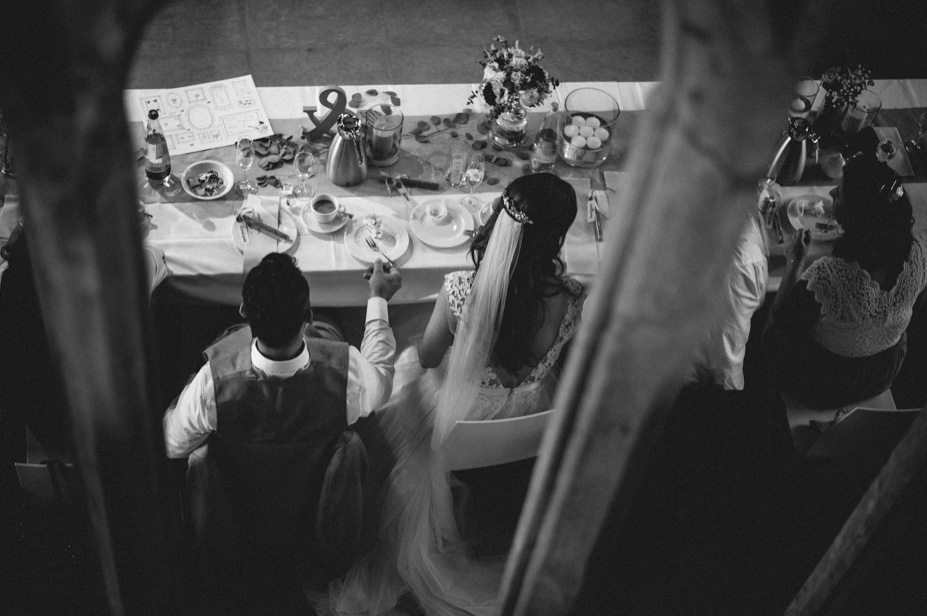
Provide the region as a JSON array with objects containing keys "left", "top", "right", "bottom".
[{"left": 365, "top": 236, "right": 398, "bottom": 268}]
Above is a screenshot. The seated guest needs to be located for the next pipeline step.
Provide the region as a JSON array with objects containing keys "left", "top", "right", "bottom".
[
  {"left": 162, "top": 253, "right": 401, "bottom": 613},
  {"left": 764, "top": 151, "right": 927, "bottom": 408},
  {"left": 686, "top": 211, "right": 768, "bottom": 390}
]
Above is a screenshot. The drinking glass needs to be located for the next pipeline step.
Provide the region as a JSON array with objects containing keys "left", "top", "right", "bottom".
[
  {"left": 876, "top": 139, "right": 897, "bottom": 164},
  {"left": 904, "top": 112, "right": 927, "bottom": 157},
  {"left": 461, "top": 154, "right": 485, "bottom": 211},
  {"left": 293, "top": 149, "right": 315, "bottom": 198},
  {"left": 236, "top": 138, "right": 257, "bottom": 194},
  {"left": 558, "top": 88, "right": 620, "bottom": 168}
]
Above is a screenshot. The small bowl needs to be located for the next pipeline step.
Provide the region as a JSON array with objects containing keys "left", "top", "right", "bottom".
[
  {"left": 310, "top": 193, "right": 341, "bottom": 224},
  {"left": 181, "top": 160, "right": 234, "bottom": 201}
]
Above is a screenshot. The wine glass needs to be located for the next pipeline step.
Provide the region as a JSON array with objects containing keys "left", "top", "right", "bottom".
[
  {"left": 904, "top": 111, "right": 927, "bottom": 157},
  {"left": 236, "top": 138, "right": 256, "bottom": 194},
  {"left": 461, "top": 153, "right": 485, "bottom": 211},
  {"left": 293, "top": 149, "right": 315, "bottom": 199}
]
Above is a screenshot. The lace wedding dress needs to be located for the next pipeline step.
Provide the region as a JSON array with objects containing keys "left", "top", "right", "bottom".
[{"left": 315, "top": 273, "right": 584, "bottom": 616}]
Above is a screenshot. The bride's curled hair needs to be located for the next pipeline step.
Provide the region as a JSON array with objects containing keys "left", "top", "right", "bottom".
[{"left": 468, "top": 173, "right": 577, "bottom": 373}]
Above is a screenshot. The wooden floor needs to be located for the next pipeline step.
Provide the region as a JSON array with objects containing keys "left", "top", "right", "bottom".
[{"left": 127, "top": 0, "right": 927, "bottom": 90}]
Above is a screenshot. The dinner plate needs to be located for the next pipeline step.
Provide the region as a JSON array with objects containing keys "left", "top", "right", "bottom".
[
  {"left": 786, "top": 193, "right": 842, "bottom": 241},
  {"left": 343, "top": 217, "right": 410, "bottom": 263},
  {"left": 409, "top": 200, "right": 475, "bottom": 248},
  {"left": 232, "top": 206, "right": 298, "bottom": 253},
  {"left": 301, "top": 203, "right": 350, "bottom": 234}
]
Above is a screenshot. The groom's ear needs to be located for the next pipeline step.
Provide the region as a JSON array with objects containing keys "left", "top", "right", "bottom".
[{"left": 239, "top": 303, "right": 247, "bottom": 319}]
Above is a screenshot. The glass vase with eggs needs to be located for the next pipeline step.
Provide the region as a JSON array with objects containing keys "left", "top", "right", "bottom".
[{"left": 557, "top": 88, "right": 620, "bottom": 168}]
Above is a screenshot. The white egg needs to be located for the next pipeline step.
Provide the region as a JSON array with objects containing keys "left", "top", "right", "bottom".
[
  {"left": 563, "top": 124, "right": 579, "bottom": 138},
  {"left": 579, "top": 126, "right": 594, "bottom": 138},
  {"left": 570, "top": 135, "right": 587, "bottom": 148},
  {"left": 586, "top": 136, "right": 602, "bottom": 149},
  {"left": 594, "top": 127, "right": 609, "bottom": 140},
  {"left": 585, "top": 116, "right": 601, "bottom": 128},
  {"left": 571, "top": 115, "right": 586, "bottom": 126}
]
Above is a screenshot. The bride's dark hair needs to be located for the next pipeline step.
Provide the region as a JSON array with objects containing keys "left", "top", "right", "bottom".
[
  {"left": 468, "top": 173, "right": 577, "bottom": 373},
  {"left": 834, "top": 149, "right": 914, "bottom": 286}
]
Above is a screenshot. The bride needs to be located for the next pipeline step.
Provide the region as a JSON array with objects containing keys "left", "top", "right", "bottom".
[{"left": 318, "top": 173, "right": 586, "bottom": 616}]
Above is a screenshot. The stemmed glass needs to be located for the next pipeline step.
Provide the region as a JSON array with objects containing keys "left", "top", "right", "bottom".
[
  {"left": 293, "top": 149, "right": 315, "bottom": 199},
  {"left": 461, "top": 153, "right": 485, "bottom": 212},
  {"left": 236, "top": 138, "right": 257, "bottom": 194},
  {"left": 904, "top": 112, "right": 927, "bottom": 157}
]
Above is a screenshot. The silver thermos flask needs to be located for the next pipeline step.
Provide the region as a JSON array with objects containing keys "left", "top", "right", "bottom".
[
  {"left": 767, "top": 117, "right": 819, "bottom": 186},
  {"left": 326, "top": 113, "right": 367, "bottom": 187}
]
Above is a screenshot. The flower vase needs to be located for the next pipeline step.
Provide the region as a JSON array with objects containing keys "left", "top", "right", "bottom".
[{"left": 490, "top": 103, "right": 528, "bottom": 149}]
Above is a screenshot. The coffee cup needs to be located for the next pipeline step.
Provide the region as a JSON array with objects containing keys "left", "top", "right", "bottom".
[
  {"left": 425, "top": 200, "right": 448, "bottom": 224},
  {"left": 310, "top": 193, "right": 340, "bottom": 224}
]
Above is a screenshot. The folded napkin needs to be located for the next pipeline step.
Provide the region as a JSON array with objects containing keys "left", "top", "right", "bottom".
[
  {"left": 562, "top": 177, "right": 599, "bottom": 277},
  {"left": 241, "top": 195, "right": 282, "bottom": 276}
]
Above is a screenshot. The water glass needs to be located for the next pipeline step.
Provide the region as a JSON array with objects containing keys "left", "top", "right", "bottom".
[
  {"left": 236, "top": 138, "right": 257, "bottom": 194},
  {"left": 841, "top": 90, "right": 882, "bottom": 134},
  {"left": 364, "top": 103, "right": 403, "bottom": 167}
]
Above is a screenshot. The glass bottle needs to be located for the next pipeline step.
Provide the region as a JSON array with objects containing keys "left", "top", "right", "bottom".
[
  {"left": 445, "top": 135, "right": 469, "bottom": 188},
  {"left": 144, "top": 110, "right": 171, "bottom": 184},
  {"left": 530, "top": 102, "right": 561, "bottom": 173}
]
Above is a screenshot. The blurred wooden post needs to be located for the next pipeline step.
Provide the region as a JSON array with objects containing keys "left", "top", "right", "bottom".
[
  {"left": 498, "top": 0, "right": 793, "bottom": 614},
  {"left": 0, "top": 1, "right": 175, "bottom": 614}
]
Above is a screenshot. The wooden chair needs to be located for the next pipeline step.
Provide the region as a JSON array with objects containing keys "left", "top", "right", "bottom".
[
  {"left": 15, "top": 426, "right": 78, "bottom": 508},
  {"left": 444, "top": 409, "right": 554, "bottom": 471},
  {"left": 782, "top": 389, "right": 899, "bottom": 456}
]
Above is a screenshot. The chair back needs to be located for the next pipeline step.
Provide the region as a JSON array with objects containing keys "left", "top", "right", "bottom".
[
  {"left": 444, "top": 410, "right": 554, "bottom": 471},
  {"left": 806, "top": 406, "right": 921, "bottom": 459},
  {"left": 15, "top": 460, "right": 80, "bottom": 508},
  {"left": 185, "top": 429, "right": 368, "bottom": 582},
  {"left": 783, "top": 389, "right": 897, "bottom": 455}
]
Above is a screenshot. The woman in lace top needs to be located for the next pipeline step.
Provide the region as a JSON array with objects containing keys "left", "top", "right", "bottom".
[
  {"left": 765, "top": 147, "right": 927, "bottom": 408},
  {"left": 316, "top": 174, "right": 584, "bottom": 616}
]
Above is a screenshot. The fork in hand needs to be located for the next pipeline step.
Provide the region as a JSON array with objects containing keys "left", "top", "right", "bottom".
[{"left": 365, "top": 236, "right": 398, "bottom": 269}]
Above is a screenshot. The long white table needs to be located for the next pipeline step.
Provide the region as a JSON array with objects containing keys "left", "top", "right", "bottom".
[{"left": 2, "top": 79, "right": 926, "bottom": 305}]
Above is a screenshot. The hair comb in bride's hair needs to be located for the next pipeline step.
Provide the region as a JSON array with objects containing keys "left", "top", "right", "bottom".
[{"left": 502, "top": 192, "right": 533, "bottom": 225}]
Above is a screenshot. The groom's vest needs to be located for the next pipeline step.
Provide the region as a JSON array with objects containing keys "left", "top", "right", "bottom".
[{"left": 203, "top": 325, "right": 349, "bottom": 560}]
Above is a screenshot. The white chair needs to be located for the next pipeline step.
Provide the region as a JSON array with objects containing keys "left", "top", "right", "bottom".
[
  {"left": 805, "top": 406, "right": 921, "bottom": 458},
  {"left": 444, "top": 409, "right": 554, "bottom": 471},
  {"left": 782, "top": 389, "right": 898, "bottom": 455}
]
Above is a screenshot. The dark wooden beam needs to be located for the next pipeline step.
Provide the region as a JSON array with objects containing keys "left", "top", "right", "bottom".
[{"left": 498, "top": 0, "right": 795, "bottom": 613}]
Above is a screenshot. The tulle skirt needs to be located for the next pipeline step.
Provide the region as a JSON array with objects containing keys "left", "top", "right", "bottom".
[{"left": 310, "top": 349, "right": 513, "bottom": 616}]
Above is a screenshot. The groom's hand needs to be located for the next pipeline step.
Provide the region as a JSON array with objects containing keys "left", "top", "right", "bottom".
[{"left": 365, "top": 259, "right": 402, "bottom": 301}]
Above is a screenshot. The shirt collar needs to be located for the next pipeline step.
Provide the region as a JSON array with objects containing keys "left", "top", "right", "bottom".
[{"left": 250, "top": 338, "right": 310, "bottom": 377}]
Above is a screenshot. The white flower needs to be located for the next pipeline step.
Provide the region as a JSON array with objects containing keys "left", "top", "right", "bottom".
[
  {"left": 483, "top": 64, "right": 503, "bottom": 83},
  {"left": 511, "top": 56, "right": 528, "bottom": 69}
]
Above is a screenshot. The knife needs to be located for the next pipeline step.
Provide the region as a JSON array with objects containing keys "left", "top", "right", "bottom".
[
  {"left": 237, "top": 212, "right": 292, "bottom": 243},
  {"left": 587, "top": 191, "right": 603, "bottom": 242}
]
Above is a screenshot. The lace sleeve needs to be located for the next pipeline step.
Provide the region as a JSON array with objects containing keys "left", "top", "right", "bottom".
[{"left": 444, "top": 270, "right": 475, "bottom": 321}]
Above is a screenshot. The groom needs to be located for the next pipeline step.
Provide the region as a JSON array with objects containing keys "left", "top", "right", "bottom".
[{"left": 162, "top": 252, "right": 401, "bottom": 611}]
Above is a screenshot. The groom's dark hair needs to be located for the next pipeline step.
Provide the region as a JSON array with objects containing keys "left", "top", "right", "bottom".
[{"left": 242, "top": 253, "right": 310, "bottom": 348}]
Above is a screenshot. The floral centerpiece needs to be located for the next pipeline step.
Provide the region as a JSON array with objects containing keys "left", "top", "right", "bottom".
[
  {"left": 814, "top": 62, "right": 876, "bottom": 148},
  {"left": 820, "top": 64, "right": 875, "bottom": 115},
  {"left": 468, "top": 36, "right": 559, "bottom": 148}
]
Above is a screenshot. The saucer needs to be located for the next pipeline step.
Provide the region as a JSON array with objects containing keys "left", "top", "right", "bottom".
[
  {"left": 410, "top": 200, "right": 475, "bottom": 248},
  {"left": 301, "top": 204, "right": 350, "bottom": 234}
]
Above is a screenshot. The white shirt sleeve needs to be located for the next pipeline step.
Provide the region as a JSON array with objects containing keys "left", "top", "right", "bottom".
[
  {"left": 162, "top": 364, "right": 217, "bottom": 458},
  {"left": 345, "top": 297, "right": 396, "bottom": 424}
]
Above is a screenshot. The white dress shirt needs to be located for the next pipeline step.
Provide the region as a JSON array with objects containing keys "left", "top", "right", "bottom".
[
  {"left": 162, "top": 297, "right": 396, "bottom": 458},
  {"left": 687, "top": 214, "right": 769, "bottom": 390}
]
